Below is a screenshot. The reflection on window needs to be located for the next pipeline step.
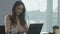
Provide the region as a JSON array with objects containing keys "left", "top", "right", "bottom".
[
  {"left": 53, "top": 0, "right": 58, "bottom": 26},
  {"left": 40, "top": 20, "right": 46, "bottom": 23},
  {"left": 22, "top": 0, "right": 47, "bottom": 12},
  {"left": 53, "top": 0, "right": 58, "bottom": 12},
  {"left": 39, "top": 0, "right": 47, "bottom": 12},
  {"left": 22, "top": 0, "right": 39, "bottom": 11},
  {"left": 30, "top": 20, "right": 36, "bottom": 24}
]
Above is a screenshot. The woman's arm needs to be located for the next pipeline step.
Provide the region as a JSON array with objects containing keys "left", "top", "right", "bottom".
[{"left": 5, "top": 16, "right": 11, "bottom": 34}]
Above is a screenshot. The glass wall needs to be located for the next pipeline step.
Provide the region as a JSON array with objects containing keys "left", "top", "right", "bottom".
[{"left": 22, "top": 0, "right": 59, "bottom": 32}]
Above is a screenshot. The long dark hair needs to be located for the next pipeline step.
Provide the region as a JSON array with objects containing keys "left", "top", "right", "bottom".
[{"left": 9, "top": 1, "right": 26, "bottom": 26}]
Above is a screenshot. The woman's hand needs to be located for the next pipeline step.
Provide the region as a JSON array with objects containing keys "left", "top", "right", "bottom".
[
  {"left": 16, "top": 24, "right": 25, "bottom": 32},
  {"left": 16, "top": 17, "right": 28, "bottom": 32}
]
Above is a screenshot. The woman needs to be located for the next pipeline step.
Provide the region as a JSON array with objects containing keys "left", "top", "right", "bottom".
[{"left": 5, "top": 1, "right": 28, "bottom": 34}]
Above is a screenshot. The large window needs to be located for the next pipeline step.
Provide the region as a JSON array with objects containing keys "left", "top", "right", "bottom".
[{"left": 22, "top": 0, "right": 59, "bottom": 32}]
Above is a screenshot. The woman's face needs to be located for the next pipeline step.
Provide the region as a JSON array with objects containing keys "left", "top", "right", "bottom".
[{"left": 15, "top": 4, "right": 24, "bottom": 16}]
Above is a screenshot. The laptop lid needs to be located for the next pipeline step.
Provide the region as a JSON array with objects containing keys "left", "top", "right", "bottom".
[{"left": 27, "top": 23, "right": 43, "bottom": 34}]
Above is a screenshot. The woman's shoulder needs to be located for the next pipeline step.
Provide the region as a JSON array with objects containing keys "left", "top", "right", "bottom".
[
  {"left": 6, "top": 12, "right": 12, "bottom": 24},
  {"left": 7, "top": 12, "right": 12, "bottom": 19}
]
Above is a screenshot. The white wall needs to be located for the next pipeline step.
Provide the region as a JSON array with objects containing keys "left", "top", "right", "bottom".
[{"left": 0, "top": 0, "right": 20, "bottom": 25}]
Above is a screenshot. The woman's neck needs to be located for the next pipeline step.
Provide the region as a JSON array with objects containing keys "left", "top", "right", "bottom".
[{"left": 16, "top": 16, "right": 19, "bottom": 19}]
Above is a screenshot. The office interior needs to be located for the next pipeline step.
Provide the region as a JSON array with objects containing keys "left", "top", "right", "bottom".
[{"left": 0, "top": 0, "right": 60, "bottom": 34}]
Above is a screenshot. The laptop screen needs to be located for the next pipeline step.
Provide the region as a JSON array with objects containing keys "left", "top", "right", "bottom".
[{"left": 27, "top": 23, "right": 43, "bottom": 34}]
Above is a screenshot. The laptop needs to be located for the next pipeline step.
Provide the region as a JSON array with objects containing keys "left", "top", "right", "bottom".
[{"left": 27, "top": 23, "right": 43, "bottom": 34}]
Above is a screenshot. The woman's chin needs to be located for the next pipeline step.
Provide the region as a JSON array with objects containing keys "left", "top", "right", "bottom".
[
  {"left": 16, "top": 14, "right": 20, "bottom": 16},
  {"left": 16, "top": 13, "right": 21, "bottom": 16}
]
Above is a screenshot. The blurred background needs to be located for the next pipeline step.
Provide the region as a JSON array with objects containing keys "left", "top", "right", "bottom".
[{"left": 0, "top": 0, "right": 60, "bottom": 33}]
